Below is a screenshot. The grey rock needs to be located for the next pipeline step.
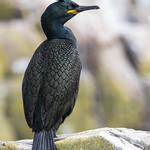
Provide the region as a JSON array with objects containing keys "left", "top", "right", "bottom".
[{"left": 0, "top": 128, "right": 150, "bottom": 150}]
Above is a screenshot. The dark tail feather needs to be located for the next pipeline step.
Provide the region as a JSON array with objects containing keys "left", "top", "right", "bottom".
[{"left": 32, "top": 129, "right": 56, "bottom": 150}]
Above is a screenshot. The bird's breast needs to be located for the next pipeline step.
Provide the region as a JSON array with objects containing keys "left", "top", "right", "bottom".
[{"left": 41, "top": 39, "right": 81, "bottom": 94}]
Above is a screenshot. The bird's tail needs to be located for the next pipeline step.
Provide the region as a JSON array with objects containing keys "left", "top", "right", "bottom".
[{"left": 32, "top": 129, "right": 56, "bottom": 150}]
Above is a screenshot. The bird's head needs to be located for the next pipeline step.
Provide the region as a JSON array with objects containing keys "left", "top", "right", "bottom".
[
  {"left": 41, "top": 0, "right": 99, "bottom": 40},
  {"left": 41, "top": 0, "right": 99, "bottom": 24}
]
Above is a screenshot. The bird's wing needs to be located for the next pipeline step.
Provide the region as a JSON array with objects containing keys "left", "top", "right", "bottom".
[
  {"left": 63, "top": 79, "right": 80, "bottom": 122},
  {"left": 22, "top": 45, "right": 45, "bottom": 128},
  {"left": 64, "top": 51, "right": 82, "bottom": 119}
]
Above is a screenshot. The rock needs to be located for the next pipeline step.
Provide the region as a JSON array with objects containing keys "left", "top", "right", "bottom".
[{"left": 0, "top": 128, "right": 150, "bottom": 150}]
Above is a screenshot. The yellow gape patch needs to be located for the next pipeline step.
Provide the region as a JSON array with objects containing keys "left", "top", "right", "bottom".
[{"left": 67, "top": 10, "right": 78, "bottom": 14}]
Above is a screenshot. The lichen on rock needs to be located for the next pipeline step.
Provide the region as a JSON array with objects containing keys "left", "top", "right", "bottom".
[
  {"left": 56, "top": 135, "right": 113, "bottom": 150},
  {"left": 1, "top": 128, "right": 150, "bottom": 150}
]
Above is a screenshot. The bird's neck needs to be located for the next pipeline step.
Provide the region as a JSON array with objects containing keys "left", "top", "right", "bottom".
[{"left": 42, "top": 20, "right": 77, "bottom": 43}]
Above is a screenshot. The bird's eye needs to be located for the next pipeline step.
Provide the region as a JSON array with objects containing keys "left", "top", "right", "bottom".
[{"left": 67, "top": 6, "right": 72, "bottom": 10}]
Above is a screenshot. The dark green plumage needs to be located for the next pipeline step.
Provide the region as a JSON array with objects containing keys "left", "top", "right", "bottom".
[
  {"left": 22, "top": 0, "right": 99, "bottom": 150},
  {"left": 22, "top": 39, "right": 81, "bottom": 131}
]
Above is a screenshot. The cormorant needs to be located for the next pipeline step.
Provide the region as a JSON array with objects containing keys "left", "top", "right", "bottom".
[{"left": 22, "top": 0, "right": 99, "bottom": 150}]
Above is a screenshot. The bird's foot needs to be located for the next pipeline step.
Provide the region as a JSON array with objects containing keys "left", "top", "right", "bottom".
[{"left": 54, "top": 135, "right": 66, "bottom": 141}]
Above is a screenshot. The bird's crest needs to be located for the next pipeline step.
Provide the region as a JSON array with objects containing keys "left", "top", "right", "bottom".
[{"left": 58, "top": 0, "right": 71, "bottom": 2}]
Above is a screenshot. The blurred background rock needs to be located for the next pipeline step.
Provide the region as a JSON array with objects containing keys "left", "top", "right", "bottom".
[{"left": 0, "top": 0, "right": 150, "bottom": 140}]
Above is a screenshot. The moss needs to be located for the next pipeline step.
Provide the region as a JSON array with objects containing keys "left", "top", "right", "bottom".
[
  {"left": 56, "top": 136, "right": 113, "bottom": 150},
  {"left": 0, "top": 133, "right": 113, "bottom": 150},
  {"left": 0, "top": 143, "right": 16, "bottom": 150}
]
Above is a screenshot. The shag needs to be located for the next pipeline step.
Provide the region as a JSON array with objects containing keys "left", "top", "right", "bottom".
[{"left": 22, "top": 0, "right": 99, "bottom": 150}]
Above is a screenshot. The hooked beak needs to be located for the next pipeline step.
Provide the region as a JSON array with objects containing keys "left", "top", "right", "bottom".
[
  {"left": 76, "top": 5, "right": 100, "bottom": 13},
  {"left": 67, "top": 5, "right": 100, "bottom": 15}
]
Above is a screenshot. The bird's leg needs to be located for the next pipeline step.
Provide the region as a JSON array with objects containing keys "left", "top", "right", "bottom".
[
  {"left": 53, "top": 127, "right": 66, "bottom": 142},
  {"left": 52, "top": 127, "right": 57, "bottom": 138},
  {"left": 54, "top": 136, "right": 66, "bottom": 142}
]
